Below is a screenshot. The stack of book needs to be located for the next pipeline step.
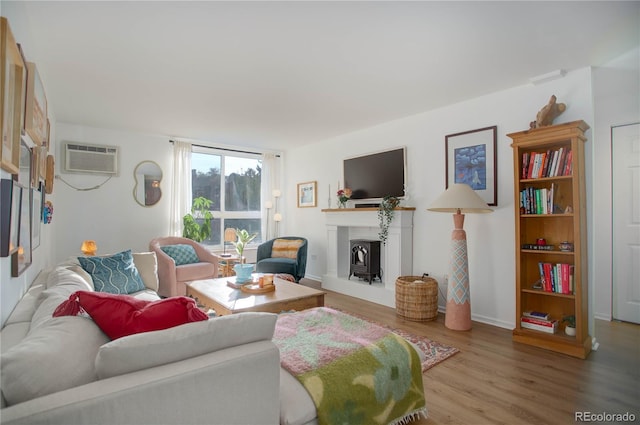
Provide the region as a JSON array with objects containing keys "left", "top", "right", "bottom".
[{"left": 520, "top": 311, "right": 557, "bottom": 334}]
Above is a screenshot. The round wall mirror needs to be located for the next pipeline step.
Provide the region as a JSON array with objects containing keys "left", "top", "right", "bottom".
[{"left": 133, "top": 161, "right": 162, "bottom": 207}]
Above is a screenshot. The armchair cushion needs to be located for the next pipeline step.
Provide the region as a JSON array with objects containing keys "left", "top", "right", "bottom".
[
  {"left": 160, "top": 244, "right": 200, "bottom": 266},
  {"left": 78, "top": 249, "right": 146, "bottom": 295},
  {"left": 272, "top": 239, "right": 304, "bottom": 259}
]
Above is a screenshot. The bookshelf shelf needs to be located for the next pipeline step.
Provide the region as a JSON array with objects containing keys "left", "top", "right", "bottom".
[{"left": 508, "top": 120, "right": 591, "bottom": 359}]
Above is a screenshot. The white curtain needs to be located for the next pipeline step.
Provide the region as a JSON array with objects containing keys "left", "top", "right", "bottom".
[
  {"left": 170, "top": 141, "right": 192, "bottom": 236},
  {"left": 261, "top": 153, "right": 280, "bottom": 241}
]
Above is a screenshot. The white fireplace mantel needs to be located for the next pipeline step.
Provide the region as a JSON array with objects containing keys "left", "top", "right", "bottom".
[{"left": 321, "top": 207, "right": 414, "bottom": 307}]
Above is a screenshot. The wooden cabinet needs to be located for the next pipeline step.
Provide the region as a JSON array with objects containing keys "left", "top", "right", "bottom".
[{"left": 508, "top": 120, "right": 591, "bottom": 359}]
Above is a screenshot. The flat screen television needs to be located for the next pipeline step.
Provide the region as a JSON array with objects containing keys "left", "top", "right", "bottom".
[{"left": 343, "top": 147, "right": 406, "bottom": 201}]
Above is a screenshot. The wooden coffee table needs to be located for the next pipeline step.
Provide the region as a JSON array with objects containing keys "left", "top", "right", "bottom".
[{"left": 186, "top": 276, "right": 325, "bottom": 316}]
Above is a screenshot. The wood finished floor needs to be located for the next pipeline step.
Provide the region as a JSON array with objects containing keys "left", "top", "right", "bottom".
[{"left": 299, "top": 278, "right": 640, "bottom": 425}]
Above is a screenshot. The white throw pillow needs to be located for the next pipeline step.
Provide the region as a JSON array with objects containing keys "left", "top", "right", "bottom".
[
  {"left": 0, "top": 316, "right": 109, "bottom": 406},
  {"left": 96, "top": 312, "right": 277, "bottom": 379},
  {"left": 132, "top": 252, "right": 159, "bottom": 292}
]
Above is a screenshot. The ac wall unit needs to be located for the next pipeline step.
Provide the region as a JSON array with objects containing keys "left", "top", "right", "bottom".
[{"left": 63, "top": 142, "right": 119, "bottom": 175}]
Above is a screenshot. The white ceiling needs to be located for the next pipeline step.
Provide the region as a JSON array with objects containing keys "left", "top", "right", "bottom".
[{"left": 8, "top": 1, "right": 640, "bottom": 151}]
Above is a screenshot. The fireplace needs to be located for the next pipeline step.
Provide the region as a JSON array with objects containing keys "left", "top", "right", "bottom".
[
  {"left": 322, "top": 207, "right": 414, "bottom": 307},
  {"left": 349, "top": 239, "right": 381, "bottom": 284}
]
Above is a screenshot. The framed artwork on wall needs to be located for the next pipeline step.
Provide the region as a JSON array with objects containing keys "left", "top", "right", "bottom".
[
  {"left": 1, "top": 18, "right": 27, "bottom": 174},
  {"left": 25, "top": 61, "right": 47, "bottom": 146},
  {"left": 297, "top": 181, "right": 317, "bottom": 208},
  {"left": 18, "top": 140, "right": 32, "bottom": 188},
  {"left": 12, "top": 183, "right": 32, "bottom": 276},
  {"left": 445, "top": 125, "right": 498, "bottom": 206},
  {"left": 0, "top": 179, "right": 20, "bottom": 257},
  {"left": 32, "top": 184, "right": 42, "bottom": 250}
]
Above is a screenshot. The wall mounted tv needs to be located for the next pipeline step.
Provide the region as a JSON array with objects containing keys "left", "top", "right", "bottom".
[{"left": 343, "top": 147, "right": 406, "bottom": 200}]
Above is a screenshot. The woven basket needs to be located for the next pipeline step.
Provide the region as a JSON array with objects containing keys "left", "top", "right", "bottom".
[{"left": 395, "top": 275, "right": 438, "bottom": 322}]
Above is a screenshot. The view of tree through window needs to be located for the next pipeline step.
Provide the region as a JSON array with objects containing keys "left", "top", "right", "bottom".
[{"left": 191, "top": 149, "right": 262, "bottom": 247}]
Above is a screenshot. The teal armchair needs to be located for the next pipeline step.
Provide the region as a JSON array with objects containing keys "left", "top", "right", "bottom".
[{"left": 255, "top": 237, "right": 308, "bottom": 282}]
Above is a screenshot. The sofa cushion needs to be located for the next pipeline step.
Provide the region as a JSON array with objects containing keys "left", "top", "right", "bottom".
[
  {"left": 96, "top": 312, "right": 277, "bottom": 379},
  {"left": 271, "top": 239, "right": 303, "bottom": 259},
  {"left": 0, "top": 316, "right": 109, "bottom": 406},
  {"left": 160, "top": 244, "right": 199, "bottom": 266},
  {"left": 53, "top": 291, "right": 209, "bottom": 340},
  {"left": 78, "top": 249, "right": 146, "bottom": 295},
  {"left": 31, "top": 267, "right": 95, "bottom": 330}
]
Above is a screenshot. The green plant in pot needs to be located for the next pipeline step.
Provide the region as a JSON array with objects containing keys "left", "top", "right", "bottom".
[
  {"left": 378, "top": 195, "right": 400, "bottom": 245},
  {"left": 182, "top": 197, "right": 213, "bottom": 243},
  {"left": 232, "top": 229, "right": 258, "bottom": 283},
  {"left": 563, "top": 315, "right": 576, "bottom": 336}
]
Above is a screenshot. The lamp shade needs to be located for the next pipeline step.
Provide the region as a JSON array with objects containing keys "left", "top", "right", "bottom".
[
  {"left": 273, "top": 213, "right": 283, "bottom": 222},
  {"left": 81, "top": 240, "right": 98, "bottom": 256},
  {"left": 427, "top": 184, "right": 493, "bottom": 214},
  {"left": 224, "top": 228, "right": 237, "bottom": 243}
]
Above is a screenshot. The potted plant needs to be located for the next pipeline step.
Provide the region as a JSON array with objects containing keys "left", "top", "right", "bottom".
[
  {"left": 182, "top": 197, "right": 213, "bottom": 243},
  {"left": 232, "top": 229, "right": 258, "bottom": 283},
  {"left": 563, "top": 315, "right": 576, "bottom": 336},
  {"left": 377, "top": 195, "right": 400, "bottom": 245}
]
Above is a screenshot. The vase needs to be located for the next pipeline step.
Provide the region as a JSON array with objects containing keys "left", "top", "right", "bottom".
[{"left": 234, "top": 263, "right": 254, "bottom": 284}]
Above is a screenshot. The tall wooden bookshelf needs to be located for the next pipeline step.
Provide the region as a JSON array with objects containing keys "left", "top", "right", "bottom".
[{"left": 508, "top": 120, "right": 591, "bottom": 359}]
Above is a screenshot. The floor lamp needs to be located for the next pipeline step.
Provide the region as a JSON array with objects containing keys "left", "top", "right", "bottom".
[{"left": 428, "top": 183, "right": 493, "bottom": 331}]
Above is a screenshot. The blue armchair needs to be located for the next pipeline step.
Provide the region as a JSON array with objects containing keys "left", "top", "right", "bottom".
[{"left": 255, "top": 237, "right": 308, "bottom": 282}]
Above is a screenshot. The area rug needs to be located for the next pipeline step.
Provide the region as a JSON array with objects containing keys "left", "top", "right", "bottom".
[{"left": 330, "top": 307, "right": 459, "bottom": 372}]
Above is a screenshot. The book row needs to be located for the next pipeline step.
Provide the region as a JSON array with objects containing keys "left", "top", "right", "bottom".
[
  {"left": 538, "top": 262, "right": 574, "bottom": 294},
  {"left": 521, "top": 147, "right": 573, "bottom": 179},
  {"left": 520, "top": 184, "right": 561, "bottom": 215}
]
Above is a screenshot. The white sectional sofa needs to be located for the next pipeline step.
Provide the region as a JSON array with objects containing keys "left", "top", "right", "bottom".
[{"left": 0, "top": 252, "right": 281, "bottom": 425}]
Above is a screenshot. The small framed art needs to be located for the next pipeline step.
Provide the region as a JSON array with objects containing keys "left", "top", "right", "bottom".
[
  {"left": 25, "top": 61, "right": 48, "bottom": 146},
  {"left": 297, "top": 181, "right": 317, "bottom": 208},
  {"left": 12, "top": 183, "right": 32, "bottom": 276},
  {"left": 1, "top": 18, "right": 27, "bottom": 174},
  {"left": 445, "top": 125, "right": 498, "bottom": 206}
]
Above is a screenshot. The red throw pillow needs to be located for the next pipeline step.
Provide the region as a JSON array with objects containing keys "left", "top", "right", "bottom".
[{"left": 53, "top": 291, "right": 208, "bottom": 340}]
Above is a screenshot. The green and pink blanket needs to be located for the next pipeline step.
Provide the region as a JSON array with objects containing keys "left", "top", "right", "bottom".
[{"left": 274, "top": 307, "right": 427, "bottom": 425}]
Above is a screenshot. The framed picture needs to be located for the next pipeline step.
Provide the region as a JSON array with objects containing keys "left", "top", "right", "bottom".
[
  {"left": 12, "top": 183, "right": 31, "bottom": 276},
  {"left": 297, "top": 181, "right": 317, "bottom": 208},
  {"left": 0, "top": 179, "right": 20, "bottom": 257},
  {"left": 445, "top": 125, "right": 498, "bottom": 206},
  {"left": 32, "top": 184, "right": 42, "bottom": 249},
  {"left": 25, "top": 61, "right": 47, "bottom": 146},
  {"left": 18, "top": 139, "right": 31, "bottom": 188},
  {"left": 1, "top": 18, "right": 27, "bottom": 174}
]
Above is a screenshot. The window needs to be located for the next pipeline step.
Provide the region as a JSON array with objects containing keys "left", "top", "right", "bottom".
[{"left": 191, "top": 147, "right": 262, "bottom": 248}]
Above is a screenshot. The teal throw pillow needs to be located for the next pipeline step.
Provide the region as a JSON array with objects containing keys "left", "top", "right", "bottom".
[
  {"left": 160, "top": 244, "right": 200, "bottom": 266},
  {"left": 78, "top": 250, "right": 146, "bottom": 295}
]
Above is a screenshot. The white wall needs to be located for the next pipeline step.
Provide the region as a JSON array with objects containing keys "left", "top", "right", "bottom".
[
  {"left": 1, "top": 5, "right": 55, "bottom": 325},
  {"left": 285, "top": 68, "right": 595, "bottom": 330},
  {"left": 592, "top": 47, "right": 640, "bottom": 321},
  {"left": 53, "top": 123, "right": 173, "bottom": 263}
]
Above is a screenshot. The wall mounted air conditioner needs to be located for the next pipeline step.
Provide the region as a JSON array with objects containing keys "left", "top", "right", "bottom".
[{"left": 63, "top": 142, "right": 119, "bottom": 175}]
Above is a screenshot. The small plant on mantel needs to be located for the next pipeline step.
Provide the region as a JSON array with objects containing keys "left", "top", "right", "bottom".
[
  {"left": 377, "top": 195, "right": 400, "bottom": 245},
  {"left": 183, "top": 197, "right": 213, "bottom": 243}
]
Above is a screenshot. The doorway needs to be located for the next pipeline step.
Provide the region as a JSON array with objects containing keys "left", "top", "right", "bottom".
[{"left": 612, "top": 122, "right": 640, "bottom": 324}]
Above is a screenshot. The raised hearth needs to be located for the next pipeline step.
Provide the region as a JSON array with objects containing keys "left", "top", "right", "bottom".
[{"left": 321, "top": 207, "right": 414, "bottom": 307}]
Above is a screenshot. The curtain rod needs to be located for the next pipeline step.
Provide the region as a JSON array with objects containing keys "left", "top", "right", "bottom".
[{"left": 169, "top": 139, "right": 280, "bottom": 157}]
